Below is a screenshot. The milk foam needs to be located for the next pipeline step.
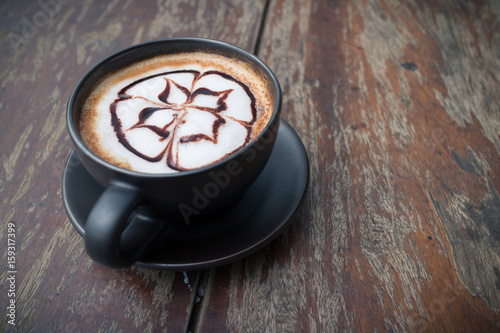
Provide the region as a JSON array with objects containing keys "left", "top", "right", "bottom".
[{"left": 80, "top": 53, "right": 271, "bottom": 173}]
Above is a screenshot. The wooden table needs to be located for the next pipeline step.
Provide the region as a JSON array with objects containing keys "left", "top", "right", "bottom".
[{"left": 1, "top": 0, "right": 499, "bottom": 331}]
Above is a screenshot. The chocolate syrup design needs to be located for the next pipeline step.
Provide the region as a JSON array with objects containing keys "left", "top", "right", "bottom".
[{"left": 110, "top": 70, "right": 257, "bottom": 171}]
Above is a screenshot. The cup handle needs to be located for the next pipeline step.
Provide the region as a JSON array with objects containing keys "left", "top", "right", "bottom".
[{"left": 84, "top": 183, "right": 165, "bottom": 269}]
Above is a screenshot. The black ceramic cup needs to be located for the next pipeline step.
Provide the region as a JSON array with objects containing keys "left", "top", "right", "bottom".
[{"left": 66, "top": 38, "right": 282, "bottom": 269}]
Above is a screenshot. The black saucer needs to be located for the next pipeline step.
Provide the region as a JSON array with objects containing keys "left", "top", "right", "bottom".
[{"left": 62, "top": 119, "right": 309, "bottom": 271}]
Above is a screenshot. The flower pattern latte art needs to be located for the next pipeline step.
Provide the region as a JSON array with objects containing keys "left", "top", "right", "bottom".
[{"left": 111, "top": 70, "right": 257, "bottom": 171}]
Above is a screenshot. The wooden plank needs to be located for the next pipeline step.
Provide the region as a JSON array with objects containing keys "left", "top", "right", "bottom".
[
  {"left": 0, "top": 0, "right": 267, "bottom": 331},
  {"left": 195, "top": 0, "right": 500, "bottom": 331}
]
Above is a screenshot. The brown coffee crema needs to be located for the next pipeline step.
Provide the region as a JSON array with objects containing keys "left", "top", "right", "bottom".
[{"left": 80, "top": 52, "right": 273, "bottom": 173}]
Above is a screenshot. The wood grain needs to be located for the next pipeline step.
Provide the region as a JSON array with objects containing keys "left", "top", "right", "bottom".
[
  {"left": 0, "top": 0, "right": 267, "bottom": 331},
  {"left": 2, "top": 0, "right": 499, "bottom": 331},
  {"left": 195, "top": 0, "right": 500, "bottom": 332}
]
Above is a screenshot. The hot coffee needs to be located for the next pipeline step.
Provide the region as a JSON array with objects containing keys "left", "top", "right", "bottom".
[
  {"left": 80, "top": 52, "right": 273, "bottom": 173},
  {"left": 67, "top": 38, "right": 282, "bottom": 268}
]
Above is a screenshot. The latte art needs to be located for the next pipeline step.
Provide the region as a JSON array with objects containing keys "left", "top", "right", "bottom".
[
  {"left": 112, "top": 69, "right": 256, "bottom": 171},
  {"left": 80, "top": 53, "right": 272, "bottom": 173}
]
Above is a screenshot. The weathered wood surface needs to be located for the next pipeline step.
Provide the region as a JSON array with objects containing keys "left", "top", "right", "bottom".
[
  {"left": 0, "top": 0, "right": 267, "bottom": 332},
  {"left": 195, "top": 0, "right": 500, "bottom": 332},
  {"left": 1, "top": 0, "right": 500, "bottom": 332}
]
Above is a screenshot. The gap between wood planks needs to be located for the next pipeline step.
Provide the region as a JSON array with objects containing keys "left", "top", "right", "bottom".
[{"left": 185, "top": 0, "right": 272, "bottom": 331}]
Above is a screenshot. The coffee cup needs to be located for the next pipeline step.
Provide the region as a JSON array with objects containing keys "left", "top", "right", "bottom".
[{"left": 66, "top": 38, "right": 282, "bottom": 269}]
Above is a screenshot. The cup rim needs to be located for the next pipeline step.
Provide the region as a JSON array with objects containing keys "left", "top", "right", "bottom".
[{"left": 67, "top": 37, "right": 282, "bottom": 178}]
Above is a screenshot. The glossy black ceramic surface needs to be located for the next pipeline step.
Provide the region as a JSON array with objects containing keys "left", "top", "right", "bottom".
[{"left": 63, "top": 120, "right": 309, "bottom": 270}]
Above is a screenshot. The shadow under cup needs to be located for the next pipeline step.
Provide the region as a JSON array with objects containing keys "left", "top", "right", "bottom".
[{"left": 66, "top": 38, "right": 282, "bottom": 269}]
